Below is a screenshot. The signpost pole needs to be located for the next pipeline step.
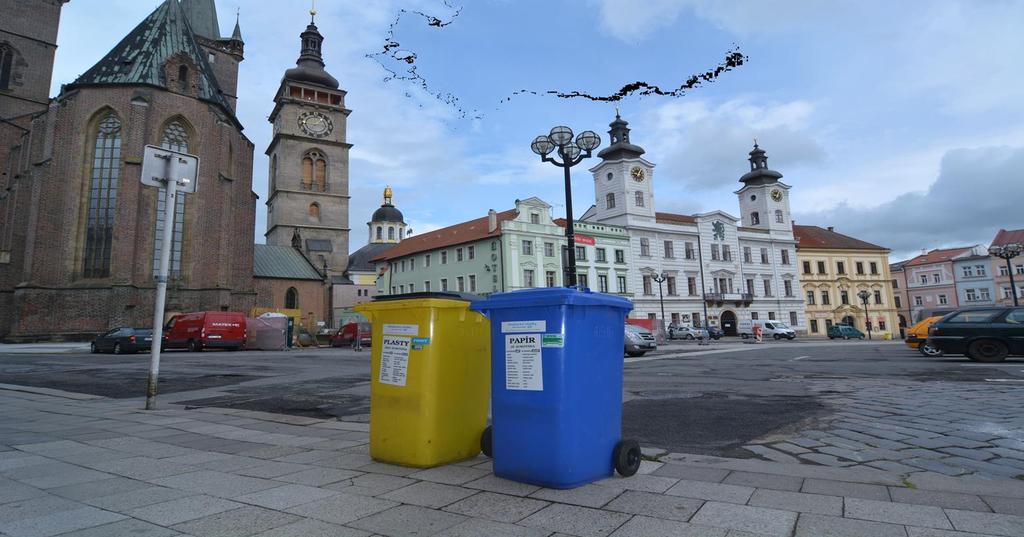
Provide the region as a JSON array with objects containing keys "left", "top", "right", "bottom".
[{"left": 145, "top": 157, "right": 178, "bottom": 410}]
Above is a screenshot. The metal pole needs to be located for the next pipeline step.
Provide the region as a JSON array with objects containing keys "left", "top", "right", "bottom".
[
  {"left": 1007, "top": 257, "right": 1019, "bottom": 307},
  {"left": 562, "top": 161, "right": 577, "bottom": 287},
  {"left": 697, "top": 234, "right": 709, "bottom": 329},
  {"left": 863, "top": 298, "right": 872, "bottom": 340},
  {"left": 657, "top": 278, "right": 665, "bottom": 334},
  {"left": 145, "top": 160, "right": 177, "bottom": 410}
]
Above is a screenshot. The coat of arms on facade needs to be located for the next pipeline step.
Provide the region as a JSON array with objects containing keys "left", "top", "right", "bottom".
[{"left": 712, "top": 221, "right": 726, "bottom": 241}]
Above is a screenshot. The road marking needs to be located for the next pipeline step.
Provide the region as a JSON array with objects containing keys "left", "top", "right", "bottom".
[
  {"left": 985, "top": 379, "right": 1024, "bottom": 383},
  {"left": 791, "top": 356, "right": 810, "bottom": 361},
  {"left": 960, "top": 364, "right": 1024, "bottom": 367},
  {"left": 624, "top": 346, "right": 760, "bottom": 363}
]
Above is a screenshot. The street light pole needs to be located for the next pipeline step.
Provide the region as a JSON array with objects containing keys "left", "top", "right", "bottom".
[
  {"left": 858, "top": 289, "right": 872, "bottom": 340},
  {"left": 651, "top": 272, "right": 667, "bottom": 335},
  {"left": 989, "top": 243, "right": 1022, "bottom": 307},
  {"left": 532, "top": 127, "right": 602, "bottom": 288}
]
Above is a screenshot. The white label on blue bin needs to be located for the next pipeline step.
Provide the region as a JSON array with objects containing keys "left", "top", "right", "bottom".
[
  {"left": 383, "top": 324, "right": 418, "bottom": 336},
  {"left": 501, "top": 320, "right": 546, "bottom": 333},
  {"left": 379, "top": 336, "right": 411, "bottom": 386},
  {"left": 505, "top": 334, "right": 543, "bottom": 391}
]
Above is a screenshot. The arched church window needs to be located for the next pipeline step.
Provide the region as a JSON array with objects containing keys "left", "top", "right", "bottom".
[
  {"left": 302, "top": 151, "right": 326, "bottom": 191},
  {"left": 0, "top": 44, "right": 14, "bottom": 90},
  {"left": 775, "top": 209, "right": 784, "bottom": 223},
  {"left": 751, "top": 212, "right": 760, "bottom": 225},
  {"left": 285, "top": 287, "right": 298, "bottom": 309},
  {"left": 154, "top": 120, "right": 189, "bottom": 276},
  {"left": 177, "top": 65, "right": 189, "bottom": 92},
  {"left": 388, "top": 227, "right": 395, "bottom": 240},
  {"left": 309, "top": 202, "right": 320, "bottom": 220},
  {"left": 82, "top": 112, "right": 122, "bottom": 278},
  {"left": 376, "top": 226, "right": 382, "bottom": 240},
  {"left": 606, "top": 193, "right": 615, "bottom": 209}
]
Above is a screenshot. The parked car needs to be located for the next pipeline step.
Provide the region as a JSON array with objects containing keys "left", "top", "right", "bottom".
[
  {"left": 927, "top": 307, "right": 1024, "bottom": 362},
  {"left": 91, "top": 327, "right": 153, "bottom": 354},
  {"left": 331, "top": 322, "right": 372, "bottom": 347},
  {"left": 741, "top": 321, "right": 796, "bottom": 340},
  {"left": 163, "top": 311, "right": 247, "bottom": 351},
  {"left": 828, "top": 324, "right": 865, "bottom": 340},
  {"left": 905, "top": 316, "right": 945, "bottom": 356},
  {"left": 668, "top": 324, "right": 701, "bottom": 340},
  {"left": 706, "top": 326, "right": 724, "bottom": 340},
  {"left": 625, "top": 324, "right": 657, "bottom": 357}
]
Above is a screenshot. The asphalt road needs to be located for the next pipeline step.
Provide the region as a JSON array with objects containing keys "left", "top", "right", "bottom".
[{"left": 1, "top": 339, "right": 1019, "bottom": 459}]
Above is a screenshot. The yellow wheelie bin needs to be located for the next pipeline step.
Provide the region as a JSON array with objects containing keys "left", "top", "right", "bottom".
[{"left": 354, "top": 292, "right": 490, "bottom": 468}]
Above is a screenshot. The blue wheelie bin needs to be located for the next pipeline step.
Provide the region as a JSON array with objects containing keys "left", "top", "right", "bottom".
[{"left": 470, "top": 287, "right": 641, "bottom": 489}]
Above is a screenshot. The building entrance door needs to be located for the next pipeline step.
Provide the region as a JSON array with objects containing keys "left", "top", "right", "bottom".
[
  {"left": 841, "top": 315, "right": 856, "bottom": 326},
  {"left": 721, "top": 310, "right": 737, "bottom": 336}
]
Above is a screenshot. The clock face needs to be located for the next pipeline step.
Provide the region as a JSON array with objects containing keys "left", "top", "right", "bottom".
[
  {"left": 631, "top": 167, "right": 645, "bottom": 182},
  {"left": 770, "top": 189, "right": 783, "bottom": 202},
  {"left": 298, "top": 111, "right": 333, "bottom": 138}
]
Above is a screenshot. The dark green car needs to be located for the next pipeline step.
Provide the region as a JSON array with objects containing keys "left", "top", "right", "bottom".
[
  {"left": 827, "top": 324, "right": 865, "bottom": 340},
  {"left": 927, "top": 307, "right": 1024, "bottom": 362}
]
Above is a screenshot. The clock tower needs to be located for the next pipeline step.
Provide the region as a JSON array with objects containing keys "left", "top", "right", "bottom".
[
  {"left": 265, "top": 10, "right": 351, "bottom": 275},
  {"left": 588, "top": 112, "right": 656, "bottom": 225},
  {"left": 735, "top": 143, "right": 792, "bottom": 233}
]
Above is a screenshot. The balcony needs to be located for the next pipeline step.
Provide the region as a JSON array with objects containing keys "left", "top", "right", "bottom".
[{"left": 705, "top": 292, "right": 754, "bottom": 306}]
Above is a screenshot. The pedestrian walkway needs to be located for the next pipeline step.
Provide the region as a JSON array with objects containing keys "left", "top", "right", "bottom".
[{"left": 3, "top": 385, "right": 1024, "bottom": 537}]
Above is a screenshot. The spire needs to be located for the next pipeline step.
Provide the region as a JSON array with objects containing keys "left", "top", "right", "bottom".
[
  {"left": 283, "top": 2, "right": 340, "bottom": 89},
  {"left": 597, "top": 111, "right": 645, "bottom": 161},
  {"left": 180, "top": 0, "right": 220, "bottom": 40},
  {"left": 230, "top": 8, "right": 243, "bottom": 42},
  {"left": 383, "top": 185, "right": 393, "bottom": 205},
  {"left": 739, "top": 141, "right": 783, "bottom": 185}
]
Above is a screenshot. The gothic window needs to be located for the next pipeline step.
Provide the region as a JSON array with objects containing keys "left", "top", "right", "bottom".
[
  {"left": 302, "top": 150, "right": 327, "bottom": 191},
  {"left": 308, "top": 202, "right": 320, "bottom": 220},
  {"left": 285, "top": 287, "right": 298, "bottom": 309},
  {"left": 154, "top": 120, "right": 189, "bottom": 276},
  {"left": 606, "top": 193, "right": 615, "bottom": 209},
  {"left": 0, "top": 44, "right": 14, "bottom": 90},
  {"left": 775, "top": 209, "right": 784, "bottom": 223},
  {"left": 82, "top": 113, "right": 122, "bottom": 278},
  {"left": 751, "top": 212, "right": 760, "bottom": 225}
]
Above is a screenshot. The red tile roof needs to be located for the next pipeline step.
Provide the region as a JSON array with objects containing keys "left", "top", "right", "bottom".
[
  {"left": 371, "top": 209, "right": 518, "bottom": 262},
  {"left": 902, "top": 246, "right": 974, "bottom": 267},
  {"left": 991, "top": 228, "right": 1024, "bottom": 247},
  {"left": 655, "top": 212, "right": 697, "bottom": 225},
  {"left": 793, "top": 225, "right": 887, "bottom": 251}
]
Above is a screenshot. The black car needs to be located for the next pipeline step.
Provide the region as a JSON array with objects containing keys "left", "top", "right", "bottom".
[
  {"left": 91, "top": 327, "right": 154, "bottom": 354},
  {"left": 706, "top": 326, "right": 724, "bottom": 340},
  {"left": 927, "top": 307, "right": 1024, "bottom": 362}
]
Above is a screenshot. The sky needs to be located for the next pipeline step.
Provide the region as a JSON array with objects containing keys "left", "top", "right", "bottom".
[{"left": 50, "top": 0, "right": 1024, "bottom": 262}]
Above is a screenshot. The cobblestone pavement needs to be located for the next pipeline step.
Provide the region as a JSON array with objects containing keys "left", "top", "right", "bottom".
[
  {"left": 5, "top": 386, "right": 1024, "bottom": 537},
  {"left": 742, "top": 379, "right": 1024, "bottom": 481}
]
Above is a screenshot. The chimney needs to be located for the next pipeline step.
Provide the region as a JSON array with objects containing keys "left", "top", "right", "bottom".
[
  {"left": 487, "top": 209, "right": 498, "bottom": 232},
  {"left": 827, "top": 226, "right": 834, "bottom": 232}
]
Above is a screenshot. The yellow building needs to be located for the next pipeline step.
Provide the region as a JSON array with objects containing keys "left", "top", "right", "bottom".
[{"left": 794, "top": 225, "right": 900, "bottom": 338}]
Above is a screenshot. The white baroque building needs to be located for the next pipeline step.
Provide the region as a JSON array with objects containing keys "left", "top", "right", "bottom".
[{"left": 580, "top": 113, "right": 806, "bottom": 336}]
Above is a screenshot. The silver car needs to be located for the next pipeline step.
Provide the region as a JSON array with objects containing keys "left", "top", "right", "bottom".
[
  {"left": 668, "top": 324, "right": 702, "bottom": 340},
  {"left": 625, "top": 324, "right": 657, "bottom": 357}
]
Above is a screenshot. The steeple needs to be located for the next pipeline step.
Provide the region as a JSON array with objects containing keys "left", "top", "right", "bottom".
[
  {"left": 230, "top": 9, "right": 243, "bottom": 43},
  {"left": 739, "top": 142, "right": 783, "bottom": 185},
  {"left": 180, "top": 0, "right": 220, "bottom": 40},
  {"left": 283, "top": 3, "right": 339, "bottom": 89},
  {"left": 597, "top": 111, "right": 646, "bottom": 161}
]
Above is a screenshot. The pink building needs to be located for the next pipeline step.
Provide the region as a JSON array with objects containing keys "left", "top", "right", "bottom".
[
  {"left": 900, "top": 247, "right": 974, "bottom": 322},
  {"left": 990, "top": 228, "right": 1024, "bottom": 306}
]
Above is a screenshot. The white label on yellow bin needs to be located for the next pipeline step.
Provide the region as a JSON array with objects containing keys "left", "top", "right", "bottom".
[
  {"left": 379, "top": 336, "right": 411, "bottom": 386},
  {"left": 501, "top": 320, "right": 546, "bottom": 333},
  {"left": 505, "top": 334, "right": 543, "bottom": 391},
  {"left": 383, "top": 323, "right": 418, "bottom": 336}
]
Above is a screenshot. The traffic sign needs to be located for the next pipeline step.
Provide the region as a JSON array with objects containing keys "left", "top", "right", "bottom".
[{"left": 141, "top": 145, "right": 199, "bottom": 193}]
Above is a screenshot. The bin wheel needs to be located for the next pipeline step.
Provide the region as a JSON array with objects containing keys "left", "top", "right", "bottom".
[
  {"left": 614, "top": 439, "right": 642, "bottom": 477},
  {"left": 481, "top": 426, "right": 493, "bottom": 458}
]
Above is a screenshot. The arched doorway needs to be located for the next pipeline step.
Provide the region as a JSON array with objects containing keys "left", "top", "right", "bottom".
[
  {"left": 841, "top": 315, "right": 855, "bottom": 326},
  {"left": 721, "top": 311, "right": 737, "bottom": 336}
]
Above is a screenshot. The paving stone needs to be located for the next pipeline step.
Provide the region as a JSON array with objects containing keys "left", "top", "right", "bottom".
[
  {"left": 939, "top": 447, "right": 996, "bottom": 461},
  {"left": 349, "top": 504, "right": 468, "bottom": 537},
  {"left": 721, "top": 471, "right": 803, "bottom": 492},
  {"left": 982, "top": 496, "right": 1024, "bottom": 516},
  {"left": 904, "top": 458, "right": 971, "bottom": 476},
  {"left": 604, "top": 490, "right": 704, "bottom": 521},
  {"left": 0, "top": 495, "right": 82, "bottom": 523},
  {"left": 844, "top": 497, "right": 952, "bottom": 529},
  {"left": 906, "top": 528, "right": 1006, "bottom": 537},
  {"left": 273, "top": 467, "right": 361, "bottom": 486},
  {"left": 637, "top": 460, "right": 664, "bottom": 475},
  {"left": 0, "top": 506, "right": 126, "bottom": 537},
  {"left": 434, "top": 518, "right": 550, "bottom": 537},
  {"left": 742, "top": 445, "right": 800, "bottom": 464},
  {"left": 609, "top": 516, "right": 727, "bottom": 537},
  {"left": 88, "top": 456, "right": 197, "bottom": 480},
  {"left": 235, "top": 484, "right": 339, "bottom": 510},
  {"left": 443, "top": 492, "right": 549, "bottom": 523},
  {"left": 151, "top": 470, "right": 281, "bottom": 498},
  {"left": 665, "top": 480, "right": 756, "bottom": 504},
  {"left": 797, "top": 453, "right": 852, "bottom": 467},
  {"left": 818, "top": 446, "right": 881, "bottom": 463},
  {"left": 234, "top": 462, "right": 311, "bottom": 478},
  {"left": 530, "top": 483, "right": 624, "bottom": 508},
  {"left": 83, "top": 485, "right": 191, "bottom": 511},
  {"left": 46, "top": 476, "right": 151, "bottom": 501},
  {"left": 0, "top": 479, "right": 46, "bottom": 504},
  {"left": 128, "top": 495, "right": 243, "bottom": 526},
  {"left": 653, "top": 464, "right": 730, "bottom": 483},
  {"left": 946, "top": 508, "right": 1024, "bottom": 537},
  {"left": 407, "top": 465, "right": 490, "bottom": 485},
  {"left": 464, "top": 475, "right": 542, "bottom": 497},
  {"left": 948, "top": 458, "right": 1024, "bottom": 478},
  {"left": 794, "top": 513, "right": 908, "bottom": 537},
  {"left": 690, "top": 501, "right": 797, "bottom": 537},
  {"left": 54, "top": 518, "right": 179, "bottom": 537},
  {"left": 867, "top": 460, "right": 921, "bottom": 474},
  {"left": 379, "top": 480, "right": 477, "bottom": 509},
  {"left": 789, "top": 438, "right": 825, "bottom": 449},
  {"left": 747, "top": 489, "right": 842, "bottom": 516},
  {"left": 801, "top": 478, "right": 890, "bottom": 501},
  {"left": 356, "top": 461, "right": 420, "bottom": 476},
  {"left": 249, "top": 519, "right": 371, "bottom": 537},
  {"left": 594, "top": 474, "right": 679, "bottom": 493},
  {"left": 770, "top": 443, "right": 810, "bottom": 455},
  {"left": 889, "top": 487, "right": 991, "bottom": 512},
  {"left": 520, "top": 503, "right": 631, "bottom": 537},
  {"left": 284, "top": 491, "right": 397, "bottom": 525},
  {"left": 171, "top": 505, "right": 300, "bottom": 537}
]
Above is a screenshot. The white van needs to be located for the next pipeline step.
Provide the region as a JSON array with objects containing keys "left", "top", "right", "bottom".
[{"left": 740, "top": 320, "right": 796, "bottom": 340}]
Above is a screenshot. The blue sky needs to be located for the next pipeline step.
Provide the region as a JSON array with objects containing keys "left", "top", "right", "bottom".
[{"left": 51, "top": 1, "right": 1024, "bottom": 260}]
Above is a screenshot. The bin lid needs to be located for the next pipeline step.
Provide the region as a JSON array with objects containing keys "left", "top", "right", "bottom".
[
  {"left": 469, "top": 287, "right": 633, "bottom": 312},
  {"left": 370, "top": 291, "right": 482, "bottom": 303}
]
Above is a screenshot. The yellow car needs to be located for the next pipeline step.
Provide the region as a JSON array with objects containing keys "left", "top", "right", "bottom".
[{"left": 906, "top": 316, "right": 944, "bottom": 356}]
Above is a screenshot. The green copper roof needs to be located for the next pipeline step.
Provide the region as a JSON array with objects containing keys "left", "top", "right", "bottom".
[
  {"left": 254, "top": 244, "right": 324, "bottom": 280},
  {"left": 68, "top": 0, "right": 234, "bottom": 118}
]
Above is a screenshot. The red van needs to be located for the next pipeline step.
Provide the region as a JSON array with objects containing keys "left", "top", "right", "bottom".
[{"left": 163, "top": 311, "right": 246, "bottom": 351}]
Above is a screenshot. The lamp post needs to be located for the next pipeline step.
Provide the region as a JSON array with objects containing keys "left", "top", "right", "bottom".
[
  {"left": 531, "top": 126, "right": 601, "bottom": 287},
  {"left": 989, "top": 243, "right": 1022, "bottom": 307},
  {"left": 651, "top": 271, "right": 668, "bottom": 336},
  {"left": 857, "top": 289, "right": 872, "bottom": 340}
]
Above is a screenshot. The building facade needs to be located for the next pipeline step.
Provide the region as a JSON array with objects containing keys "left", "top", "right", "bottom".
[
  {"left": 583, "top": 114, "right": 805, "bottom": 335},
  {"left": 990, "top": 228, "right": 1024, "bottom": 306},
  {"left": 253, "top": 243, "right": 326, "bottom": 333},
  {"left": 333, "top": 187, "right": 405, "bottom": 321},
  {"left": 901, "top": 247, "right": 973, "bottom": 321},
  {"left": 794, "top": 225, "right": 899, "bottom": 337},
  {"left": 1, "top": 0, "right": 257, "bottom": 340},
  {"left": 890, "top": 261, "right": 911, "bottom": 329},
  {"left": 953, "top": 252, "right": 997, "bottom": 308}
]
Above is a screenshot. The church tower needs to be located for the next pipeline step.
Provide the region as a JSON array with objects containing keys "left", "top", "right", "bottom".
[
  {"left": 588, "top": 112, "right": 656, "bottom": 225},
  {"left": 265, "top": 7, "right": 351, "bottom": 276},
  {"left": 368, "top": 186, "right": 407, "bottom": 244},
  {"left": 735, "top": 143, "right": 792, "bottom": 232}
]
